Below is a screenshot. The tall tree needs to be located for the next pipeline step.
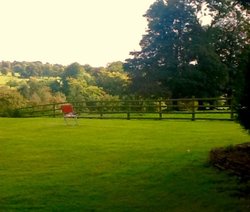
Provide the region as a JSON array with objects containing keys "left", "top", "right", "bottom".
[
  {"left": 202, "top": 0, "right": 250, "bottom": 97},
  {"left": 234, "top": 0, "right": 250, "bottom": 132},
  {"left": 66, "top": 78, "right": 107, "bottom": 102},
  {"left": 61, "top": 63, "right": 86, "bottom": 95},
  {"left": 237, "top": 50, "right": 250, "bottom": 131},
  {"left": 204, "top": 0, "right": 250, "bottom": 130},
  {"left": 125, "top": 0, "right": 228, "bottom": 98},
  {"left": 62, "top": 62, "right": 85, "bottom": 80},
  {"left": 0, "top": 86, "right": 26, "bottom": 116},
  {"left": 95, "top": 62, "right": 129, "bottom": 96}
]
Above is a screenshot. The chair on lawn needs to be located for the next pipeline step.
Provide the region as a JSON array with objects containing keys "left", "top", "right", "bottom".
[{"left": 61, "top": 104, "right": 78, "bottom": 125}]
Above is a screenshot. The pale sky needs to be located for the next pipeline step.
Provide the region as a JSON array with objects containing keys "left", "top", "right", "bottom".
[{"left": 0, "top": 0, "right": 156, "bottom": 67}]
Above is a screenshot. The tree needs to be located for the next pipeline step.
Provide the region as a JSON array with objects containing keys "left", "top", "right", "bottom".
[
  {"left": 201, "top": 0, "right": 250, "bottom": 97},
  {"left": 95, "top": 62, "right": 129, "bottom": 96},
  {"left": 62, "top": 62, "right": 85, "bottom": 79},
  {"left": 61, "top": 62, "right": 96, "bottom": 95},
  {"left": 0, "top": 86, "right": 26, "bottom": 116},
  {"left": 234, "top": 0, "right": 250, "bottom": 132},
  {"left": 237, "top": 51, "right": 250, "bottom": 131},
  {"left": 125, "top": 0, "right": 228, "bottom": 99},
  {"left": 106, "top": 61, "right": 124, "bottom": 73},
  {"left": 204, "top": 0, "right": 250, "bottom": 131},
  {"left": 66, "top": 78, "right": 106, "bottom": 102},
  {"left": 14, "top": 78, "right": 66, "bottom": 105}
]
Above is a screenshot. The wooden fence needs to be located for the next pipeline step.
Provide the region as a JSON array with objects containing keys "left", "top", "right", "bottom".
[{"left": 16, "top": 97, "right": 235, "bottom": 121}]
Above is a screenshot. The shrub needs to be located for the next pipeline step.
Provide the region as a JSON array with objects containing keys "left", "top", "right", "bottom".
[{"left": 0, "top": 86, "right": 26, "bottom": 117}]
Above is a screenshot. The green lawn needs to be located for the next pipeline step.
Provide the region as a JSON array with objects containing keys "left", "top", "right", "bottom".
[{"left": 0, "top": 118, "right": 249, "bottom": 211}]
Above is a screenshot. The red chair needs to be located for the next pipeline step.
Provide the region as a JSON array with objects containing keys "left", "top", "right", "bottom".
[{"left": 61, "top": 104, "right": 78, "bottom": 125}]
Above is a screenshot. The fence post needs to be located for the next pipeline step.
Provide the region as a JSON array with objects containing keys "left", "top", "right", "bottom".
[
  {"left": 127, "top": 101, "right": 131, "bottom": 120},
  {"left": 192, "top": 96, "right": 195, "bottom": 121},
  {"left": 53, "top": 103, "right": 56, "bottom": 118},
  {"left": 230, "top": 97, "right": 234, "bottom": 120},
  {"left": 100, "top": 101, "right": 103, "bottom": 119},
  {"left": 159, "top": 100, "right": 162, "bottom": 120}
]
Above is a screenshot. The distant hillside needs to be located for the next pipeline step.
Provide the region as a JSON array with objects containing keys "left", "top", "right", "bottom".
[{"left": 0, "top": 61, "right": 129, "bottom": 116}]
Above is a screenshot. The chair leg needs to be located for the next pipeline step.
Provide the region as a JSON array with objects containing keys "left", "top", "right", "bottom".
[
  {"left": 63, "top": 117, "right": 78, "bottom": 125},
  {"left": 74, "top": 117, "right": 78, "bottom": 125},
  {"left": 64, "top": 117, "right": 69, "bottom": 125}
]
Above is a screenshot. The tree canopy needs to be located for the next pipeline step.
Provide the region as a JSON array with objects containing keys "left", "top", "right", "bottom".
[
  {"left": 234, "top": 0, "right": 250, "bottom": 132},
  {"left": 125, "top": 0, "right": 249, "bottom": 99}
]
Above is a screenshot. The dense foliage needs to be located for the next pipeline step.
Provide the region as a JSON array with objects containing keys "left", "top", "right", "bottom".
[
  {"left": 124, "top": 0, "right": 250, "bottom": 131},
  {"left": 125, "top": 0, "right": 226, "bottom": 98},
  {"left": 125, "top": 0, "right": 249, "bottom": 99},
  {"left": 236, "top": 0, "right": 250, "bottom": 132},
  {"left": 0, "top": 61, "right": 129, "bottom": 116},
  {"left": 238, "top": 65, "right": 250, "bottom": 132}
]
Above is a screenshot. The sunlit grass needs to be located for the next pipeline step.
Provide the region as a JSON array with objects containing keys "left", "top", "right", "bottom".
[{"left": 0, "top": 118, "right": 249, "bottom": 211}]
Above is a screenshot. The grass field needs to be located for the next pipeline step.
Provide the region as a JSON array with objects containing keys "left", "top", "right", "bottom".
[{"left": 0, "top": 118, "right": 250, "bottom": 211}]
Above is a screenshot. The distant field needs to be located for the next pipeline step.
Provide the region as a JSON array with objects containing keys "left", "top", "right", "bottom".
[{"left": 0, "top": 118, "right": 249, "bottom": 211}]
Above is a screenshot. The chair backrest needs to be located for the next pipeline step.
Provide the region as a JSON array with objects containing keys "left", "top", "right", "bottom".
[{"left": 61, "top": 104, "right": 74, "bottom": 114}]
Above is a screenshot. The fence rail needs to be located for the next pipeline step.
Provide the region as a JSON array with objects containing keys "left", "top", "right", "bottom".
[{"left": 15, "top": 97, "right": 235, "bottom": 121}]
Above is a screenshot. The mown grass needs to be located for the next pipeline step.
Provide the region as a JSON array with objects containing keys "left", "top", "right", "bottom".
[{"left": 0, "top": 118, "right": 249, "bottom": 211}]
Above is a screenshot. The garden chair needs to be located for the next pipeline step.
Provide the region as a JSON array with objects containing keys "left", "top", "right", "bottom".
[{"left": 61, "top": 104, "right": 78, "bottom": 125}]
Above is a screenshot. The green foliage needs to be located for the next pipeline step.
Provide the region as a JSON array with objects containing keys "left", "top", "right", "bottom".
[
  {"left": 106, "top": 61, "right": 124, "bottom": 72},
  {"left": 200, "top": 0, "right": 250, "bottom": 97},
  {"left": 229, "top": 1, "right": 250, "bottom": 133},
  {"left": 0, "top": 119, "right": 250, "bottom": 211},
  {"left": 59, "top": 62, "right": 129, "bottom": 100},
  {"left": 0, "top": 86, "right": 26, "bottom": 116},
  {"left": 237, "top": 50, "right": 250, "bottom": 132},
  {"left": 0, "top": 61, "right": 130, "bottom": 115},
  {"left": 18, "top": 78, "right": 66, "bottom": 106},
  {"left": 0, "top": 61, "right": 65, "bottom": 78},
  {"left": 125, "top": 0, "right": 250, "bottom": 100},
  {"left": 95, "top": 66, "right": 129, "bottom": 96},
  {"left": 125, "top": 0, "right": 229, "bottom": 98},
  {"left": 62, "top": 62, "right": 84, "bottom": 79},
  {"left": 66, "top": 78, "right": 106, "bottom": 102}
]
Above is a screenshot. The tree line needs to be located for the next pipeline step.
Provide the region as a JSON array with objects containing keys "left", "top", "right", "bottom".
[{"left": 0, "top": 61, "right": 129, "bottom": 116}]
